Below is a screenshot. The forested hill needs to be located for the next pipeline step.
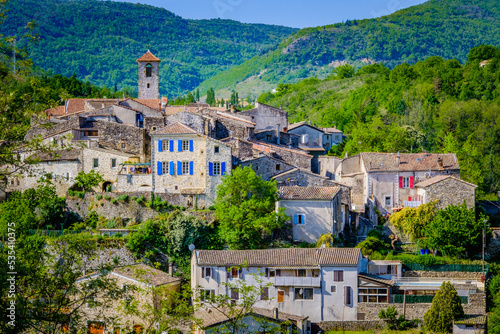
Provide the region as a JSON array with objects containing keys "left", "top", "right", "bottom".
[
  {"left": 0, "top": 0, "right": 296, "bottom": 96},
  {"left": 257, "top": 45, "right": 500, "bottom": 197},
  {"left": 197, "top": 0, "right": 500, "bottom": 98}
]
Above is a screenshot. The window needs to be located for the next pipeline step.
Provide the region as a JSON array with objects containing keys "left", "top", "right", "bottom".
[
  {"left": 326, "top": 135, "right": 330, "bottom": 140},
  {"left": 276, "top": 164, "right": 281, "bottom": 171},
  {"left": 161, "top": 162, "right": 169, "bottom": 175},
  {"left": 152, "top": 126, "right": 157, "bottom": 131},
  {"left": 111, "top": 159, "right": 117, "bottom": 168},
  {"left": 213, "top": 162, "right": 221, "bottom": 175},
  {"left": 181, "top": 161, "right": 189, "bottom": 175},
  {"left": 358, "top": 288, "right": 388, "bottom": 303},
  {"left": 145, "top": 63, "right": 152, "bottom": 77},
  {"left": 294, "top": 214, "right": 305, "bottom": 225},
  {"left": 335, "top": 135, "right": 340, "bottom": 141},
  {"left": 201, "top": 267, "right": 212, "bottom": 278},
  {"left": 84, "top": 130, "right": 98, "bottom": 137},
  {"left": 182, "top": 140, "right": 189, "bottom": 151},
  {"left": 400, "top": 176, "right": 414, "bottom": 189},
  {"left": 200, "top": 289, "right": 215, "bottom": 301},
  {"left": 294, "top": 288, "right": 313, "bottom": 300},
  {"left": 147, "top": 83, "right": 150, "bottom": 88},
  {"left": 344, "top": 286, "right": 352, "bottom": 305},
  {"left": 297, "top": 269, "right": 306, "bottom": 277},
  {"left": 403, "top": 177, "right": 410, "bottom": 188},
  {"left": 214, "top": 146, "right": 220, "bottom": 154},
  {"left": 228, "top": 267, "right": 242, "bottom": 279},
  {"left": 266, "top": 135, "right": 272, "bottom": 142},
  {"left": 266, "top": 268, "right": 276, "bottom": 278},
  {"left": 261, "top": 287, "right": 269, "bottom": 300},
  {"left": 93, "top": 158, "right": 99, "bottom": 168},
  {"left": 121, "top": 143, "right": 126, "bottom": 149},
  {"left": 312, "top": 269, "right": 319, "bottom": 277},
  {"left": 230, "top": 288, "right": 239, "bottom": 300},
  {"left": 385, "top": 196, "right": 391, "bottom": 207},
  {"left": 333, "top": 270, "right": 344, "bottom": 282},
  {"left": 331, "top": 285, "right": 336, "bottom": 293},
  {"left": 161, "top": 141, "right": 169, "bottom": 151}
]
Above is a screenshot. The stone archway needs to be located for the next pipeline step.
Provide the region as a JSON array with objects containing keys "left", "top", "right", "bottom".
[{"left": 102, "top": 181, "right": 112, "bottom": 192}]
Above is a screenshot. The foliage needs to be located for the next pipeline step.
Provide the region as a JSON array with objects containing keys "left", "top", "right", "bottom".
[
  {"left": 424, "top": 203, "right": 488, "bottom": 257},
  {"left": 390, "top": 201, "right": 437, "bottom": 241},
  {"left": 315, "top": 233, "right": 341, "bottom": 248},
  {"left": 214, "top": 166, "right": 288, "bottom": 249},
  {"left": 74, "top": 170, "right": 104, "bottom": 192},
  {"left": 424, "top": 282, "right": 464, "bottom": 333},
  {"left": 378, "top": 306, "right": 411, "bottom": 331},
  {"left": 356, "top": 236, "right": 390, "bottom": 257}
]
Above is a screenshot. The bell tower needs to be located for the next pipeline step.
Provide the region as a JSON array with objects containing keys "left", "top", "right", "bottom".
[{"left": 137, "top": 50, "right": 161, "bottom": 99}]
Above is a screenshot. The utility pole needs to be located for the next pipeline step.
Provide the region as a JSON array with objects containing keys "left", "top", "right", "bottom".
[{"left": 483, "top": 218, "right": 487, "bottom": 273}]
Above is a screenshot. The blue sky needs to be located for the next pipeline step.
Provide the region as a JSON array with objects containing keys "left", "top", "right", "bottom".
[{"left": 115, "top": 0, "right": 429, "bottom": 28}]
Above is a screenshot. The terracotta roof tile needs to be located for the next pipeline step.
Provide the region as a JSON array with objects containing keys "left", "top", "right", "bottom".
[
  {"left": 65, "top": 99, "right": 87, "bottom": 115},
  {"left": 279, "top": 186, "right": 340, "bottom": 200},
  {"left": 46, "top": 106, "right": 66, "bottom": 116},
  {"left": 196, "top": 248, "right": 360, "bottom": 267},
  {"left": 151, "top": 122, "right": 198, "bottom": 135},
  {"left": 136, "top": 50, "right": 161, "bottom": 62},
  {"left": 113, "top": 263, "right": 180, "bottom": 286},
  {"left": 133, "top": 98, "right": 161, "bottom": 110},
  {"left": 361, "top": 152, "right": 459, "bottom": 172},
  {"left": 415, "top": 175, "right": 477, "bottom": 188}
]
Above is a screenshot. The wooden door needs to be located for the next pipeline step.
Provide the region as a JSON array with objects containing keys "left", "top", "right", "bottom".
[{"left": 278, "top": 290, "right": 284, "bottom": 303}]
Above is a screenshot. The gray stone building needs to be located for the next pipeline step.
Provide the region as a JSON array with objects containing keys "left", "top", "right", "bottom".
[
  {"left": 137, "top": 50, "right": 161, "bottom": 100},
  {"left": 288, "top": 122, "right": 343, "bottom": 157},
  {"left": 415, "top": 175, "right": 477, "bottom": 209},
  {"left": 150, "top": 122, "right": 232, "bottom": 206},
  {"left": 335, "top": 152, "right": 464, "bottom": 215},
  {"left": 238, "top": 102, "right": 288, "bottom": 132},
  {"left": 277, "top": 186, "right": 342, "bottom": 243},
  {"left": 238, "top": 155, "right": 296, "bottom": 181}
]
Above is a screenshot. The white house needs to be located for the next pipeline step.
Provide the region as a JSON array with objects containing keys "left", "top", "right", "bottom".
[
  {"left": 191, "top": 248, "right": 365, "bottom": 323},
  {"left": 276, "top": 186, "right": 342, "bottom": 243}
]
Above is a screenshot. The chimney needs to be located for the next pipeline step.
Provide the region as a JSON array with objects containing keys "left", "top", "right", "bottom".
[
  {"left": 396, "top": 152, "right": 400, "bottom": 166},
  {"left": 274, "top": 308, "right": 279, "bottom": 319},
  {"left": 169, "top": 262, "right": 174, "bottom": 275},
  {"left": 437, "top": 157, "right": 443, "bottom": 168},
  {"left": 158, "top": 99, "right": 161, "bottom": 113}
]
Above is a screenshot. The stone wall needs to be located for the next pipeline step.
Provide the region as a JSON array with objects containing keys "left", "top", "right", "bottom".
[
  {"left": 268, "top": 146, "right": 312, "bottom": 171},
  {"left": 252, "top": 130, "right": 299, "bottom": 147},
  {"left": 97, "top": 121, "right": 148, "bottom": 159},
  {"left": 318, "top": 156, "right": 343, "bottom": 180},
  {"left": 316, "top": 320, "right": 384, "bottom": 332},
  {"left": 419, "top": 177, "right": 476, "bottom": 209},
  {"left": 138, "top": 60, "right": 160, "bottom": 99},
  {"left": 214, "top": 115, "right": 252, "bottom": 140},
  {"left": 239, "top": 103, "right": 288, "bottom": 131},
  {"left": 221, "top": 137, "right": 254, "bottom": 164},
  {"left": 25, "top": 116, "right": 85, "bottom": 140},
  {"left": 239, "top": 156, "right": 296, "bottom": 181},
  {"left": 167, "top": 111, "right": 209, "bottom": 134},
  {"left": 144, "top": 116, "right": 166, "bottom": 133}
]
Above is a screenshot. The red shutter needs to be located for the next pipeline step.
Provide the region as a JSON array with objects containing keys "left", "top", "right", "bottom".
[
  {"left": 399, "top": 176, "right": 403, "bottom": 188},
  {"left": 410, "top": 176, "right": 414, "bottom": 188},
  {"left": 408, "top": 196, "right": 412, "bottom": 201}
]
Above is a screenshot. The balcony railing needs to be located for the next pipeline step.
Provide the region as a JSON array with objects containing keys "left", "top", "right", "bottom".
[
  {"left": 404, "top": 200, "right": 422, "bottom": 208},
  {"left": 274, "top": 276, "right": 321, "bottom": 287}
]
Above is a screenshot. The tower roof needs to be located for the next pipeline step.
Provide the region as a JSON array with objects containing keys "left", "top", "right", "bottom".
[{"left": 137, "top": 50, "right": 161, "bottom": 62}]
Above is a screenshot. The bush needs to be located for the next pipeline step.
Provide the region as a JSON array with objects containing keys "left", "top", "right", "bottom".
[
  {"left": 379, "top": 306, "right": 411, "bottom": 330},
  {"left": 117, "top": 194, "right": 129, "bottom": 202},
  {"left": 110, "top": 198, "right": 117, "bottom": 204},
  {"left": 96, "top": 194, "right": 103, "bottom": 200},
  {"left": 356, "top": 237, "right": 390, "bottom": 256},
  {"left": 104, "top": 195, "right": 111, "bottom": 200}
]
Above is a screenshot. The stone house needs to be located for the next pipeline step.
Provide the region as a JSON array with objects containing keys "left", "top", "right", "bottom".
[
  {"left": 250, "top": 141, "right": 312, "bottom": 171},
  {"left": 150, "top": 122, "right": 231, "bottom": 206},
  {"left": 238, "top": 155, "right": 297, "bottom": 181},
  {"left": 287, "top": 122, "right": 343, "bottom": 157},
  {"left": 276, "top": 186, "right": 342, "bottom": 243},
  {"left": 76, "top": 263, "right": 181, "bottom": 334},
  {"left": 191, "top": 248, "right": 364, "bottom": 323},
  {"left": 415, "top": 175, "right": 477, "bottom": 209},
  {"left": 194, "top": 307, "right": 309, "bottom": 334},
  {"left": 237, "top": 102, "right": 288, "bottom": 132},
  {"left": 335, "top": 152, "right": 463, "bottom": 215}
]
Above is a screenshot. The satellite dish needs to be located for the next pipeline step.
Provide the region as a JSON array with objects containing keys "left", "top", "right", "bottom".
[{"left": 188, "top": 244, "right": 195, "bottom": 251}]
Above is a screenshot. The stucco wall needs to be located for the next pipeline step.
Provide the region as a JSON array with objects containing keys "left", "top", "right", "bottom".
[{"left": 318, "top": 156, "right": 343, "bottom": 181}]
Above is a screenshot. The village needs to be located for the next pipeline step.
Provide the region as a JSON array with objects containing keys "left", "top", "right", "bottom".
[{"left": 2, "top": 50, "right": 491, "bottom": 334}]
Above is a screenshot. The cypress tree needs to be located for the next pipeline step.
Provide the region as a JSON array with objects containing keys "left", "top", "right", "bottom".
[{"left": 424, "top": 282, "right": 464, "bottom": 333}]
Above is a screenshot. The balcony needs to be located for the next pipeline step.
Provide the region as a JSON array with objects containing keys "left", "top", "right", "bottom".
[
  {"left": 274, "top": 276, "right": 321, "bottom": 287},
  {"left": 403, "top": 200, "right": 422, "bottom": 208}
]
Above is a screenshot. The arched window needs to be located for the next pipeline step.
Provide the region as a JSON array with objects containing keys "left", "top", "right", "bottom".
[{"left": 145, "top": 63, "right": 153, "bottom": 77}]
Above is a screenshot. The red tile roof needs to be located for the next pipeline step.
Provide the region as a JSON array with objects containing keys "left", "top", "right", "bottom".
[
  {"left": 151, "top": 122, "right": 197, "bottom": 135},
  {"left": 65, "top": 99, "right": 87, "bottom": 115},
  {"left": 195, "top": 248, "right": 361, "bottom": 267},
  {"left": 361, "top": 152, "right": 459, "bottom": 172},
  {"left": 279, "top": 186, "right": 340, "bottom": 200},
  {"left": 136, "top": 50, "right": 161, "bottom": 62},
  {"left": 133, "top": 98, "right": 161, "bottom": 110},
  {"left": 46, "top": 106, "right": 66, "bottom": 116}
]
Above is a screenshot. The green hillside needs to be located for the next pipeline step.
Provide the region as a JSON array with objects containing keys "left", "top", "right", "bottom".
[
  {"left": 197, "top": 0, "right": 500, "bottom": 98},
  {"left": 0, "top": 0, "right": 296, "bottom": 96},
  {"left": 257, "top": 45, "right": 500, "bottom": 196}
]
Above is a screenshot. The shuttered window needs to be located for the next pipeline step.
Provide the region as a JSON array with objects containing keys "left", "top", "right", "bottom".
[
  {"left": 261, "top": 287, "right": 269, "bottom": 300},
  {"left": 230, "top": 288, "right": 239, "bottom": 300},
  {"left": 333, "top": 270, "right": 344, "bottom": 282},
  {"left": 344, "top": 286, "right": 352, "bottom": 305}
]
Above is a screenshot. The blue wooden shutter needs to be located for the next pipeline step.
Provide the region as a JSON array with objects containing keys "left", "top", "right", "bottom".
[
  {"left": 190, "top": 161, "right": 194, "bottom": 175},
  {"left": 189, "top": 140, "right": 194, "bottom": 152},
  {"left": 177, "top": 161, "right": 182, "bottom": 175},
  {"left": 157, "top": 161, "right": 162, "bottom": 176},
  {"left": 294, "top": 214, "right": 298, "bottom": 225},
  {"left": 209, "top": 162, "right": 213, "bottom": 176},
  {"left": 158, "top": 140, "right": 163, "bottom": 152},
  {"left": 178, "top": 140, "right": 182, "bottom": 151},
  {"left": 221, "top": 162, "right": 226, "bottom": 175},
  {"left": 169, "top": 140, "right": 174, "bottom": 152},
  {"left": 169, "top": 161, "right": 174, "bottom": 175}
]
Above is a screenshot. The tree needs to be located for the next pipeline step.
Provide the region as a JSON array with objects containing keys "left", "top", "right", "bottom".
[
  {"left": 230, "top": 90, "right": 239, "bottom": 106},
  {"left": 206, "top": 87, "right": 215, "bottom": 106},
  {"left": 468, "top": 44, "right": 499, "bottom": 63},
  {"left": 424, "top": 203, "right": 487, "bottom": 257},
  {"left": 390, "top": 201, "right": 437, "bottom": 242},
  {"left": 379, "top": 306, "right": 411, "bottom": 330},
  {"left": 214, "top": 166, "right": 287, "bottom": 249},
  {"left": 315, "top": 233, "right": 341, "bottom": 248},
  {"left": 195, "top": 88, "right": 200, "bottom": 101},
  {"left": 331, "top": 64, "right": 355, "bottom": 79},
  {"left": 424, "top": 282, "right": 464, "bottom": 333},
  {"left": 73, "top": 170, "right": 104, "bottom": 192}
]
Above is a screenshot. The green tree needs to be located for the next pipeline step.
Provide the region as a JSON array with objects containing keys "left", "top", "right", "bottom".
[
  {"left": 424, "top": 203, "right": 487, "bottom": 257},
  {"left": 196, "top": 88, "right": 200, "bottom": 101},
  {"left": 331, "top": 64, "right": 355, "bottom": 79},
  {"left": 206, "top": 87, "right": 215, "bottom": 106},
  {"left": 424, "top": 282, "right": 464, "bottom": 333},
  {"left": 379, "top": 306, "right": 410, "bottom": 331},
  {"left": 468, "top": 44, "right": 499, "bottom": 62},
  {"left": 390, "top": 201, "right": 437, "bottom": 242},
  {"left": 230, "top": 90, "right": 239, "bottom": 106},
  {"left": 74, "top": 170, "right": 104, "bottom": 192},
  {"left": 214, "top": 166, "right": 287, "bottom": 249}
]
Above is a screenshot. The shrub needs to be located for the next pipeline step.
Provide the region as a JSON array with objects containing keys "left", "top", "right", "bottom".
[
  {"left": 379, "top": 306, "right": 411, "bottom": 330},
  {"left": 110, "top": 198, "right": 117, "bottom": 204},
  {"left": 96, "top": 194, "right": 103, "bottom": 200},
  {"left": 104, "top": 195, "right": 111, "bottom": 200},
  {"left": 117, "top": 194, "right": 129, "bottom": 202}
]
